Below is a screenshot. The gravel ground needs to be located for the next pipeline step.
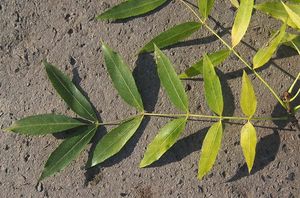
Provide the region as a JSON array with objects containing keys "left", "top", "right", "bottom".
[{"left": 0, "top": 0, "right": 299, "bottom": 197}]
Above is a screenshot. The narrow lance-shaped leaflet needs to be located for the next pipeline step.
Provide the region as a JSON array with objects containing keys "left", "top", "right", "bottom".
[
  {"left": 96, "top": 0, "right": 167, "bottom": 20},
  {"left": 253, "top": 23, "right": 286, "bottom": 69},
  {"left": 5, "top": 114, "right": 86, "bottom": 135},
  {"left": 179, "top": 49, "right": 231, "bottom": 78},
  {"left": 154, "top": 45, "right": 189, "bottom": 112},
  {"left": 203, "top": 54, "right": 224, "bottom": 116},
  {"left": 198, "top": 120, "right": 223, "bottom": 180},
  {"left": 44, "top": 61, "right": 97, "bottom": 121},
  {"left": 282, "top": 1, "right": 300, "bottom": 29},
  {"left": 255, "top": 2, "right": 300, "bottom": 29},
  {"left": 231, "top": 0, "right": 254, "bottom": 47},
  {"left": 198, "top": 0, "right": 215, "bottom": 19},
  {"left": 39, "top": 125, "right": 97, "bottom": 181},
  {"left": 140, "top": 117, "right": 187, "bottom": 167},
  {"left": 240, "top": 122, "right": 257, "bottom": 173},
  {"left": 102, "top": 43, "right": 144, "bottom": 112},
  {"left": 139, "top": 22, "right": 202, "bottom": 53},
  {"left": 91, "top": 115, "right": 143, "bottom": 167},
  {"left": 240, "top": 71, "right": 257, "bottom": 118}
]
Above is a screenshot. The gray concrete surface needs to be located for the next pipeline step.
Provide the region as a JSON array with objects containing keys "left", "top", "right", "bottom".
[{"left": 0, "top": 0, "right": 299, "bottom": 197}]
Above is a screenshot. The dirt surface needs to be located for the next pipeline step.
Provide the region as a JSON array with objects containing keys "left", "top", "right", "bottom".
[{"left": 0, "top": 0, "right": 299, "bottom": 197}]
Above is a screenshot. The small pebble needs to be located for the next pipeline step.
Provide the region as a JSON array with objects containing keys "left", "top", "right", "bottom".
[{"left": 36, "top": 182, "right": 43, "bottom": 192}]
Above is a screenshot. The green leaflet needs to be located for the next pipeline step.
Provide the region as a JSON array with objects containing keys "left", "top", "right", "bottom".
[
  {"left": 179, "top": 49, "right": 231, "bottom": 78},
  {"left": 240, "top": 71, "right": 257, "bottom": 118},
  {"left": 282, "top": 1, "right": 300, "bottom": 29},
  {"left": 139, "top": 22, "right": 202, "bottom": 53},
  {"left": 198, "top": 120, "right": 223, "bottom": 180},
  {"left": 198, "top": 0, "right": 215, "bottom": 19},
  {"left": 240, "top": 122, "right": 257, "bottom": 173},
  {"left": 154, "top": 45, "right": 189, "bottom": 112},
  {"left": 96, "top": 0, "right": 167, "bottom": 20},
  {"left": 255, "top": 2, "right": 300, "bottom": 28},
  {"left": 294, "top": 105, "right": 300, "bottom": 112},
  {"left": 44, "top": 61, "right": 97, "bottom": 121},
  {"left": 281, "top": 32, "right": 300, "bottom": 54},
  {"left": 102, "top": 43, "right": 144, "bottom": 112},
  {"left": 230, "top": 0, "right": 239, "bottom": 8},
  {"left": 232, "top": 0, "right": 254, "bottom": 47},
  {"left": 39, "top": 125, "right": 97, "bottom": 181},
  {"left": 203, "top": 55, "right": 224, "bottom": 116},
  {"left": 253, "top": 23, "right": 286, "bottom": 69},
  {"left": 91, "top": 115, "right": 143, "bottom": 167},
  {"left": 140, "top": 117, "right": 187, "bottom": 168},
  {"left": 5, "top": 114, "right": 86, "bottom": 135}
]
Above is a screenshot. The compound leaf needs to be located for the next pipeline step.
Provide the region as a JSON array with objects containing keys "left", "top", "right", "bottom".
[
  {"left": 6, "top": 114, "right": 86, "bottom": 135},
  {"left": 139, "top": 22, "right": 202, "bottom": 53},
  {"left": 44, "top": 61, "right": 97, "bottom": 121},
  {"left": 240, "top": 71, "right": 257, "bottom": 118},
  {"left": 91, "top": 115, "right": 143, "bottom": 167},
  {"left": 140, "top": 117, "right": 187, "bottom": 168},
  {"left": 253, "top": 23, "right": 286, "bottom": 69},
  {"left": 154, "top": 45, "right": 189, "bottom": 112},
  {"left": 198, "top": 0, "right": 215, "bottom": 19},
  {"left": 102, "top": 43, "right": 144, "bottom": 111},
  {"left": 203, "top": 55, "right": 224, "bottom": 116},
  {"left": 96, "top": 0, "right": 167, "bottom": 20},
  {"left": 39, "top": 125, "right": 97, "bottom": 181},
  {"left": 240, "top": 121, "right": 257, "bottom": 173},
  {"left": 179, "top": 49, "right": 231, "bottom": 78},
  {"left": 198, "top": 120, "right": 223, "bottom": 180},
  {"left": 232, "top": 0, "right": 254, "bottom": 47}
]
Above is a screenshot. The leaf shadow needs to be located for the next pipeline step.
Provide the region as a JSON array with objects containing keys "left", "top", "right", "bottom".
[
  {"left": 133, "top": 53, "right": 161, "bottom": 112},
  {"left": 275, "top": 45, "right": 299, "bottom": 60},
  {"left": 227, "top": 130, "right": 280, "bottom": 182},
  {"left": 108, "top": 0, "right": 172, "bottom": 23},
  {"left": 84, "top": 53, "right": 161, "bottom": 184},
  {"left": 217, "top": 69, "right": 235, "bottom": 117},
  {"left": 147, "top": 127, "right": 209, "bottom": 167}
]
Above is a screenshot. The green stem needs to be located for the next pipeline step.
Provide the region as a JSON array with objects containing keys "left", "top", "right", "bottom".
[
  {"left": 291, "top": 41, "right": 300, "bottom": 55},
  {"left": 143, "top": 112, "right": 187, "bottom": 117},
  {"left": 177, "top": 0, "right": 286, "bottom": 109},
  {"left": 288, "top": 72, "right": 300, "bottom": 93},
  {"left": 290, "top": 88, "right": 300, "bottom": 102},
  {"left": 143, "top": 112, "right": 288, "bottom": 121},
  {"left": 97, "top": 114, "right": 141, "bottom": 126},
  {"left": 95, "top": 111, "right": 288, "bottom": 126}
]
